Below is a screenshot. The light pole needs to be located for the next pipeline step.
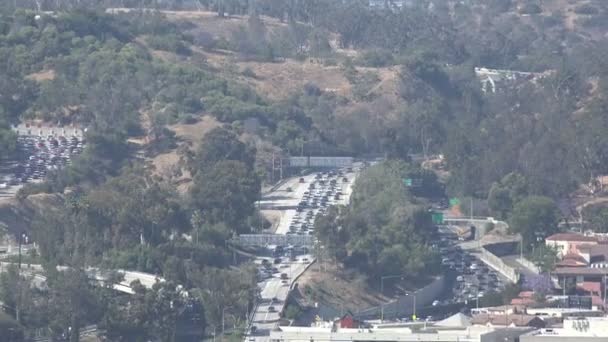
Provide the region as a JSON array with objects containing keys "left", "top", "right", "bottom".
[
  {"left": 405, "top": 292, "right": 417, "bottom": 320},
  {"left": 380, "top": 274, "right": 405, "bottom": 322},
  {"left": 222, "top": 306, "right": 231, "bottom": 342}
]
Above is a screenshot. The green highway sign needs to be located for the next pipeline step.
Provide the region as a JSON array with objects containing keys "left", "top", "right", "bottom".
[
  {"left": 449, "top": 198, "right": 460, "bottom": 206},
  {"left": 431, "top": 212, "right": 444, "bottom": 224},
  {"left": 404, "top": 178, "right": 413, "bottom": 186}
]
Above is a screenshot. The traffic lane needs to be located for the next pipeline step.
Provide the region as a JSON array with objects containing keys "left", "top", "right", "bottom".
[
  {"left": 258, "top": 176, "right": 317, "bottom": 211},
  {"left": 259, "top": 259, "right": 311, "bottom": 299},
  {"left": 260, "top": 174, "right": 316, "bottom": 203},
  {"left": 254, "top": 264, "right": 310, "bottom": 324}
]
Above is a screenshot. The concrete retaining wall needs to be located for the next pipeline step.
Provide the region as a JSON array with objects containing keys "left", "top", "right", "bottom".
[
  {"left": 355, "top": 275, "right": 445, "bottom": 320},
  {"left": 479, "top": 247, "right": 520, "bottom": 283},
  {"left": 517, "top": 257, "right": 541, "bottom": 274}
]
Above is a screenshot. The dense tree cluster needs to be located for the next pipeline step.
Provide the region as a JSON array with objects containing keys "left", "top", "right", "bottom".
[
  {"left": 315, "top": 161, "right": 441, "bottom": 284},
  {"left": 3, "top": 0, "right": 608, "bottom": 339}
]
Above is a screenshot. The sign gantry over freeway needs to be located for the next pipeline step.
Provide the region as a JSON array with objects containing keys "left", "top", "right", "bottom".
[
  {"left": 288, "top": 156, "right": 353, "bottom": 168},
  {"left": 235, "top": 234, "right": 315, "bottom": 247}
]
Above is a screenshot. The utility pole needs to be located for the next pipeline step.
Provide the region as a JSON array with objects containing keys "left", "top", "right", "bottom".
[
  {"left": 470, "top": 197, "right": 473, "bottom": 221},
  {"left": 271, "top": 152, "right": 275, "bottom": 183}
]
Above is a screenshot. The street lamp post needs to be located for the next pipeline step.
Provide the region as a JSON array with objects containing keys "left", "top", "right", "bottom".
[
  {"left": 405, "top": 292, "right": 417, "bottom": 320},
  {"left": 380, "top": 274, "right": 405, "bottom": 322},
  {"left": 222, "top": 307, "right": 231, "bottom": 342}
]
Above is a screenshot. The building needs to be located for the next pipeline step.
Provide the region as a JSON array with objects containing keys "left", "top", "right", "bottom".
[
  {"left": 520, "top": 316, "right": 608, "bottom": 341},
  {"left": 544, "top": 233, "right": 608, "bottom": 306},
  {"left": 471, "top": 314, "right": 547, "bottom": 329},
  {"left": 526, "top": 307, "right": 604, "bottom": 319},
  {"left": 510, "top": 292, "right": 536, "bottom": 306},
  {"left": 336, "top": 314, "right": 364, "bottom": 329},
  {"left": 545, "top": 233, "right": 599, "bottom": 258},
  {"left": 270, "top": 324, "right": 532, "bottom": 342}
]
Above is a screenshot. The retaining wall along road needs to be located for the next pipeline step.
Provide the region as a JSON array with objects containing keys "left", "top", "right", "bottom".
[
  {"left": 478, "top": 247, "right": 520, "bottom": 283},
  {"left": 354, "top": 275, "right": 446, "bottom": 320}
]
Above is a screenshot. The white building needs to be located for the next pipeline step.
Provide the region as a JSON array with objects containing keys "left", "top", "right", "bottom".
[
  {"left": 520, "top": 316, "right": 608, "bottom": 341},
  {"left": 270, "top": 322, "right": 532, "bottom": 342}
]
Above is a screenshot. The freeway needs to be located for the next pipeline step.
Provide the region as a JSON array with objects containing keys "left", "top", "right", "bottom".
[{"left": 247, "top": 166, "right": 360, "bottom": 342}]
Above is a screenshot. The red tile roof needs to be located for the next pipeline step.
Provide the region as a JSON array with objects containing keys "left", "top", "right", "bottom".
[
  {"left": 553, "top": 267, "right": 608, "bottom": 275},
  {"left": 471, "top": 313, "right": 546, "bottom": 327},
  {"left": 562, "top": 252, "right": 588, "bottom": 262},
  {"left": 592, "top": 295, "right": 605, "bottom": 307},
  {"left": 546, "top": 233, "right": 597, "bottom": 242},
  {"left": 556, "top": 259, "right": 587, "bottom": 267},
  {"left": 578, "top": 282, "right": 602, "bottom": 294},
  {"left": 510, "top": 298, "right": 535, "bottom": 305}
]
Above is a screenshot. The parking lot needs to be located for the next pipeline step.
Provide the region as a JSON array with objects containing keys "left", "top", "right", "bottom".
[
  {"left": 435, "top": 226, "right": 508, "bottom": 306},
  {"left": 0, "top": 127, "right": 85, "bottom": 197}
]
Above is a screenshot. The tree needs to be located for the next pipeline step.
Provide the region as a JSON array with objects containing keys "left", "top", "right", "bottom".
[
  {"left": 530, "top": 245, "right": 559, "bottom": 273},
  {"left": 334, "top": 161, "right": 440, "bottom": 282},
  {"left": 189, "top": 160, "right": 260, "bottom": 232},
  {"left": 479, "top": 290, "right": 503, "bottom": 307},
  {"left": 510, "top": 196, "right": 560, "bottom": 247},
  {"left": 47, "top": 269, "right": 100, "bottom": 342},
  {"left": 192, "top": 127, "right": 255, "bottom": 174},
  {"left": 487, "top": 173, "right": 528, "bottom": 219},
  {"left": 583, "top": 205, "right": 608, "bottom": 233}
]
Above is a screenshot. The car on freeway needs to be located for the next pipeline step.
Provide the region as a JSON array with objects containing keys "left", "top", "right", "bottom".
[{"left": 268, "top": 306, "right": 276, "bottom": 312}]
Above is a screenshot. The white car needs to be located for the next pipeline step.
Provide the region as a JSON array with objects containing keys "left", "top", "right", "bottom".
[
  {"left": 0, "top": 183, "right": 7, "bottom": 189},
  {"left": 432, "top": 300, "right": 440, "bottom": 306},
  {"left": 470, "top": 263, "right": 478, "bottom": 270}
]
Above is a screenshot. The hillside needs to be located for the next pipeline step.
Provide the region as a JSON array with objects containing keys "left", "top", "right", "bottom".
[{"left": 0, "top": 193, "right": 64, "bottom": 238}]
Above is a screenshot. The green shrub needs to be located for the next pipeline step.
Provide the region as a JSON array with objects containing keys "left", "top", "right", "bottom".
[
  {"left": 518, "top": 3, "right": 541, "bottom": 15},
  {"left": 241, "top": 67, "right": 257, "bottom": 78},
  {"left": 574, "top": 4, "right": 599, "bottom": 15},
  {"left": 356, "top": 49, "right": 395, "bottom": 67}
]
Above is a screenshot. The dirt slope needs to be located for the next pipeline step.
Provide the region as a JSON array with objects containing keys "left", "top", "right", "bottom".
[{"left": 0, "top": 193, "right": 64, "bottom": 237}]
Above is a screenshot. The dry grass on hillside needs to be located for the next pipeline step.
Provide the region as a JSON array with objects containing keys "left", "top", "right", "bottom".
[
  {"left": 162, "top": 10, "right": 289, "bottom": 39},
  {"left": 239, "top": 59, "right": 352, "bottom": 99},
  {"left": 149, "top": 116, "right": 221, "bottom": 190},
  {"left": 296, "top": 263, "right": 385, "bottom": 312},
  {"left": 168, "top": 115, "right": 221, "bottom": 147},
  {"left": 25, "top": 69, "right": 56, "bottom": 82}
]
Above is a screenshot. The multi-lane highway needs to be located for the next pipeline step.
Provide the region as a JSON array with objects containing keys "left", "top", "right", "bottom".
[{"left": 248, "top": 166, "right": 359, "bottom": 341}]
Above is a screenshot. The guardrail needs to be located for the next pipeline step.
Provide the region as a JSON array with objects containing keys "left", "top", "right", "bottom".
[{"left": 478, "top": 247, "right": 520, "bottom": 283}]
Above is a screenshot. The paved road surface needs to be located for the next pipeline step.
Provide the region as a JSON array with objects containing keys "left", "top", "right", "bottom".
[{"left": 248, "top": 166, "right": 360, "bottom": 342}]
